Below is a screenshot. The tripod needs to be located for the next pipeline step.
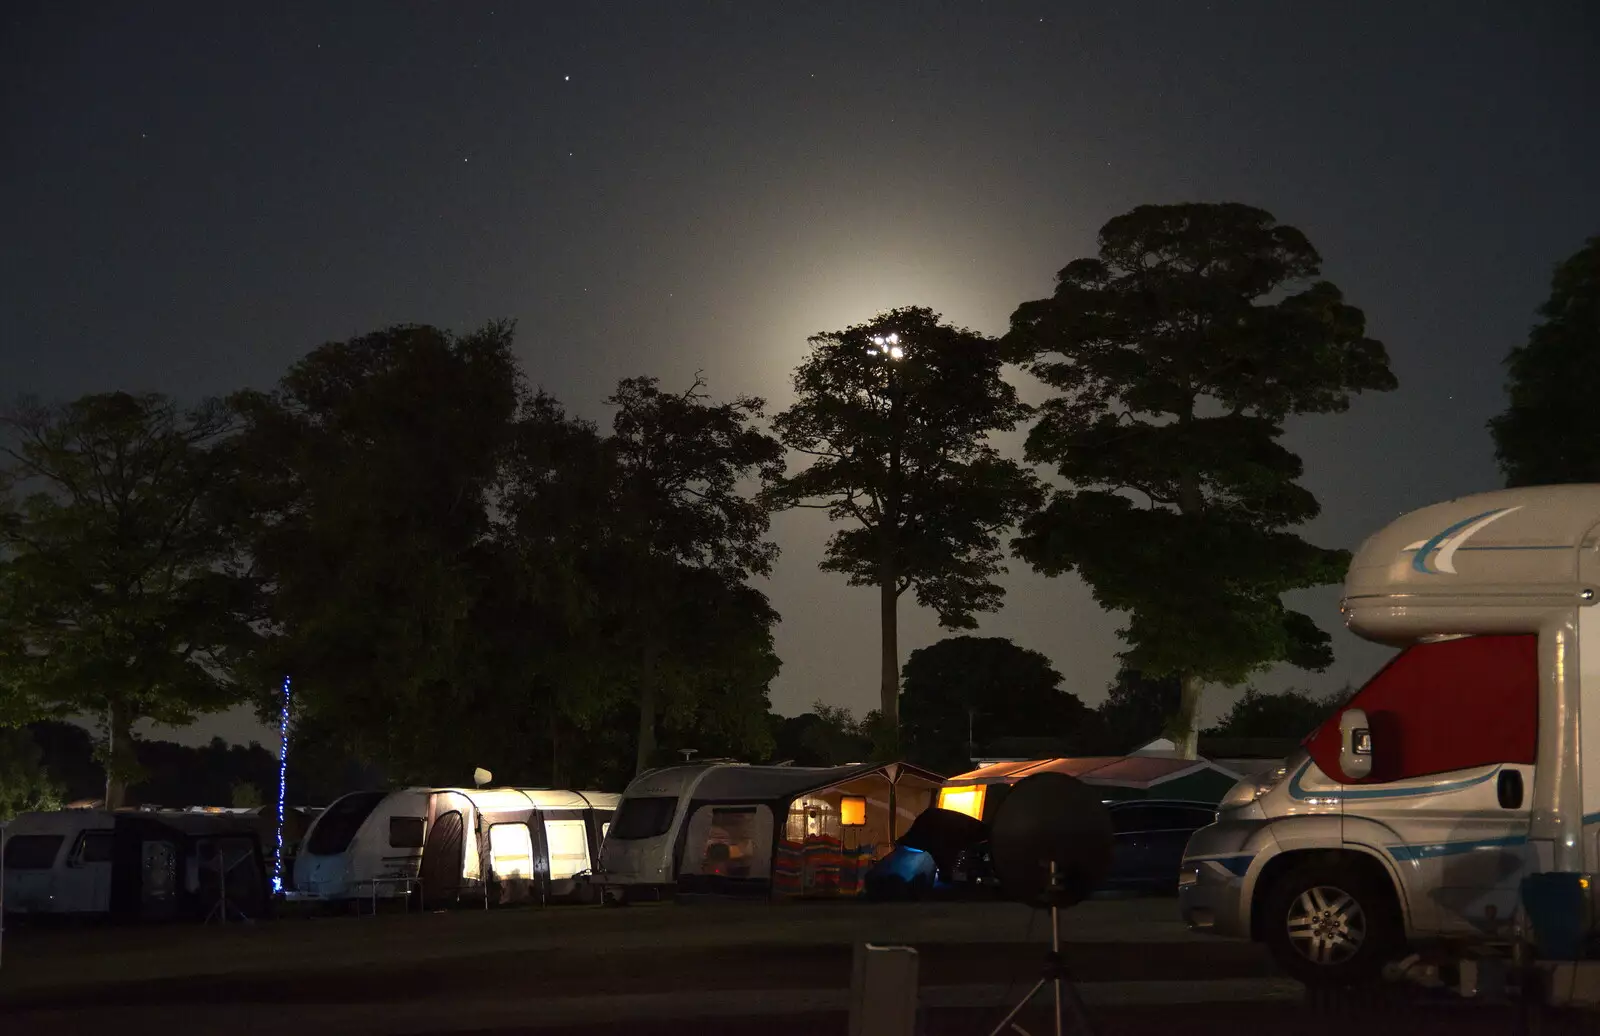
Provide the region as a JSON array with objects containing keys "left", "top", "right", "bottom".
[
  {"left": 985, "top": 862, "right": 1096, "bottom": 1036},
  {"left": 201, "top": 841, "right": 253, "bottom": 926}
]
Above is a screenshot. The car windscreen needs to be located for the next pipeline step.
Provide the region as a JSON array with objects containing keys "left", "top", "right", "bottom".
[
  {"left": 4, "top": 834, "right": 65, "bottom": 869},
  {"left": 606, "top": 796, "right": 678, "bottom": 840},
  {"left": 304, "top": 791, "right": 388, "bottom": 856}
]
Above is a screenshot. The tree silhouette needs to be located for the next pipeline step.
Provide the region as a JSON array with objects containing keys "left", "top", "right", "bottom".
[
  {"left": 1010, "top": 203, "right": 1396, "bottom": 757},
  {"left": 767, "top": 307, "right": 1039, "bottom": 754},
  {"left": 0, "top": 393, "right": 261, "bottom": 807},
  {"left": 1489, "top": 235, "right": 1600, "bottom": 485}
]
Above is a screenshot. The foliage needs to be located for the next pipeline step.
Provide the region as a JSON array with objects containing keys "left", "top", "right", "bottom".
[
  {"left": 0, "top": 392, "right": 262, "bottom": 806},
  {"left": 0, "top": 726, "right": 65, "bottom": 822},
  {"left": 899, "top": 636, "right": 1095, "bottom": 774},
  {"left": 1489, "top": 235, "right": 1600, "bottom": 486},
  {"left": 593, "top": 375, "right": 786, "bottom": 775},
  {"left": 1095, "top": 667, "right": 1182, "bottom": 754},
  {"left": 771, "top": 702, "right": 874, "bottom": 767},
  {"left": 767, "top": 306, "right": 1040, "bottom": 749},
  {"left": 1009, "top": 203, "right": 1396, "bottom": 756},
  {"left": 232, "top": 323, "right": 522, "bottom": 783},
  {"left": 1205, "top": 686, "right": 1343, "bottom": 740}
]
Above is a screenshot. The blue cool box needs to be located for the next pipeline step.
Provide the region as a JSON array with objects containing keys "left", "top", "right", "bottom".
[{"left": 1519, "top": 872, "right": 1591, "bottom": 961}]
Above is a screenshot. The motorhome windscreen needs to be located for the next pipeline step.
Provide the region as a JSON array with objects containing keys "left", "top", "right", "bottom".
[
  {"left": 3, "top": 834, "right": 64, "bottom": 869},
  {"left": 607, "top": 796, "right": 677, "bottom": 839},
  {"left": 305, "top": 791, "right": 388, "bottom": 855}
]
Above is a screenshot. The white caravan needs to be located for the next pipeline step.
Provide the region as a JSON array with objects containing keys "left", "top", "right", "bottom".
[
  {"left": 1180, "top": 485, "right": 1600, "bottom": 987},
  {"left": 292, "top": 787, "right": 617, "bottom": 906},
  {"left": 596, "top": 761, "right": 941, "bottom": 902}
]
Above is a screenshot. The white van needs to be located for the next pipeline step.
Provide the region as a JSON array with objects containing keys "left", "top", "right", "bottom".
[
  {"left": 293, "top": 787, "right": 617, "bottom": 906},
  {"left": 2, "top": 810, "right": 116, "bottom": 914},
  {"left": 1180, "top": 485, "right": 1600, "bottom": 987}
]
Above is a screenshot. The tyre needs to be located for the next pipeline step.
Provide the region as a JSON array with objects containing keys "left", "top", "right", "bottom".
[{"left": 1260, "top": 859, "right": 1401, "bottom": 987}]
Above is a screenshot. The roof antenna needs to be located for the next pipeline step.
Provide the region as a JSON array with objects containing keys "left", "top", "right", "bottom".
[{"left": 473, "top": 767, "right": 493, "bottom": 788}]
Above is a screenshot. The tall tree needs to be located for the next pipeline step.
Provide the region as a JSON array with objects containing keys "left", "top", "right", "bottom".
[
  {"left": 767, "top": 307, "right": 1040, "bottom": 754},
  {"left": 1489, "top": 235, "right": 1600, "bottom": 485},
  {"left": 900, "top": 635, "right": 1094, "bottom": 774},
  {"left": 233, "top": 322, "right": 522, "bottom": 782},
  {"left": 0, "top": 392, "right": 260, "bottom": 807},
  {"left": 597, "top": 376, "right": 785, "bottom": 776},
  {"left": 1009, "top": 203, "right": 1396, "bottom": 758}
]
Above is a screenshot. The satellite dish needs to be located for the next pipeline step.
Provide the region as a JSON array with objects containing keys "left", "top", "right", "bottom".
[
  {"left": 989, "top": 771, "right": 1114, "bottom": 910},
  {"left": 472, "top": 767, "right": 493, "bottom": 788}
]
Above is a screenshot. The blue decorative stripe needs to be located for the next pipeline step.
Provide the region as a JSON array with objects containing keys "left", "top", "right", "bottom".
[
  {"left": 1287, "top": 760, "right": 1499, "bottom": 801},
  {"left": 1400, "top": 545, "right": 1568, "bottom": 553},
  {"left": 1185, "top": 852, "right": 1254, "bottom": 876},
  {"left": 1386, "top": 835, "right": 1528, "bottom": 862},
  {"left": 1410, "top": 509, "right": 1506, "bottom": 574}
]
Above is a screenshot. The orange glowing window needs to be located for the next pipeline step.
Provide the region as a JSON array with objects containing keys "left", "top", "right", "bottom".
[
  {"left": 840, "top": 796, "right": 866, "bottom": 827},
  {"left": 937, "top": 785, "right": 985, "bottom": 820}
]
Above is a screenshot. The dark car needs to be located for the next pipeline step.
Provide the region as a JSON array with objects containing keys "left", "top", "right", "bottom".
[{"left": 946, "top": 799, "right": 1218, "bottom": 896}]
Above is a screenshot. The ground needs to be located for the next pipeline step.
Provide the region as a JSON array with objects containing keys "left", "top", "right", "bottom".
[{"left": 0, "top": 897, "right": 1591, "bottom": 1034}]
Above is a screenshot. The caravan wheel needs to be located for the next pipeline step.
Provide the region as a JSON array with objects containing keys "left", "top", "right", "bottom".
[{"left": 1261, "top": 859, "right": 1401, "bottom": 987}]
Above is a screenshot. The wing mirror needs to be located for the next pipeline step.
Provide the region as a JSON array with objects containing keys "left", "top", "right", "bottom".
[{"left": 1340, "top": 708, "right": 1373, "bottom": 780}]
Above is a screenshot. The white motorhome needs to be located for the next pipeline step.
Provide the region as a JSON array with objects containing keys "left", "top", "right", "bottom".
[
  {"left": 292, "top": 787, "right": 618, "bottom": 906},
  {"left": 596, "top": 761, "right": 942, "bottom": 902},
  {"left": 1179, "top": 486, "right": 1600, "bottom": 987}
]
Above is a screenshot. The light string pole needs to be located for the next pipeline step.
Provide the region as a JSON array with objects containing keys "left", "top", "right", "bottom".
[{"left": 272, "top": 675, "right": 292, "bottom": 895}]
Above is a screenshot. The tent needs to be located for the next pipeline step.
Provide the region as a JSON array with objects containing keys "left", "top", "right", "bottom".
[
  {"left": 663, "top": 762, "right": 945, "bottom": 900},
  {"left": 937, "top": 753, "right": 1243, "bottom": 822}
]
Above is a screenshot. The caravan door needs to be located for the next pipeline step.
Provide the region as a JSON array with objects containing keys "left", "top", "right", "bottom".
[{"left": 420, "top": 810, "right": 466, "bottom": 905}]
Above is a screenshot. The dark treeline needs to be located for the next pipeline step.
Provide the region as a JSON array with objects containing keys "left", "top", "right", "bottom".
[{"left": 1, "top": 206, "right": 1591, "bottom": 812}]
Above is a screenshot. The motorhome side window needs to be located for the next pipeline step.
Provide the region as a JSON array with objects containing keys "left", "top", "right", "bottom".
[
  {"left": 3, "top": 834, "right": 64, "bottom": 869},
  {"left": 1305, "top": 634, "right": 1539, "bottom": 783},
  {"left": 305, "top": 790, "right": 388, "bottom": 855},
  {"left": 389, "top": 817, "right": 426, "bottom": 849},
  {"left": 77, "top": 830, "right": 114, "bottom": 863},
  {"left": 607, "top": 796, "right": 677, "bottom": 839}
]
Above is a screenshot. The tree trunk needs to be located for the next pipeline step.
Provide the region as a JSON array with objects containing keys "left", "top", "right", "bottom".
[
  {"left": 879, "top": 571, "right": 900, "bottom": 758},
  {"left": 103, "top": 700, "right": 134, "bottom": 809},
  {"left": 1175, "top": 671, "right": 1204, "bottom": 761},
  {"left": 634, "top": 640, "right": 659, "bottom": 777},
  {"left": 549, "top": 708, "right": 563, "bottom": 789}
]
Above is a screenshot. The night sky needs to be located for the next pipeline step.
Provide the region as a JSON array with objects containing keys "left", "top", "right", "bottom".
[{"left": 5, "top": 2, "right": 1598, "bottom": 749}]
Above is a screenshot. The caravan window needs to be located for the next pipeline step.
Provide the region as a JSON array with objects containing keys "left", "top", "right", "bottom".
[
  {"left": 545, "top": 819, "right": 591, "bottom": 879},
  {"left": 305, "top": 791, "right": 387, "bottom": 856},
  {"left": 389, "top": 817, "right": 426, "bottom": 849},
  {"left": 76, "top": 830, "right": 115, "bottom": 864},
  {"left": 3, "top": 834, "right": 64, "bottom": 869},
  {"left": 489, "top": 823, "right": 534, "bottom": 879},
  {"left": 608, "top": 796, "right": 677, "bottom": 840}
]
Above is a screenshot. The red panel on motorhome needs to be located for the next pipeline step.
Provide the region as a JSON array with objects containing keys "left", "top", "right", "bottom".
[{"left": 1304, "top": 634, "right": 1538, "bottom": 783}]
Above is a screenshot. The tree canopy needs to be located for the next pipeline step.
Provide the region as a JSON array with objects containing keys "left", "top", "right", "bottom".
[
  {"left": 1008, "top": 203, "right": 1396, "bottom": 757},
  {"left": 592, "top": 376, "right": 785, "bottom": 775},
  {"left": 232, "top": 322, "right": 524, "bottom": 783},
  {"left": 767, "top": 307, "right": 1040, "bottom": 752},
  {"left": 1205, "top": 686, "right": 1343, "bottom": 740},
  {"left": 900, "top": 635, "right": 1094, "bottom": 774},
  {"left": 1489, "top": 234, "right": 1600, "bottom": 486},
  {"left": 0, "top": 392, "right": 261, "bottom": 806}
]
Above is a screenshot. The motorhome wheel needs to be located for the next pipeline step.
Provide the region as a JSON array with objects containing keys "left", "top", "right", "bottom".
[{"left": 1261, "top": 859, "right": 1400, "bottom": 986}]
